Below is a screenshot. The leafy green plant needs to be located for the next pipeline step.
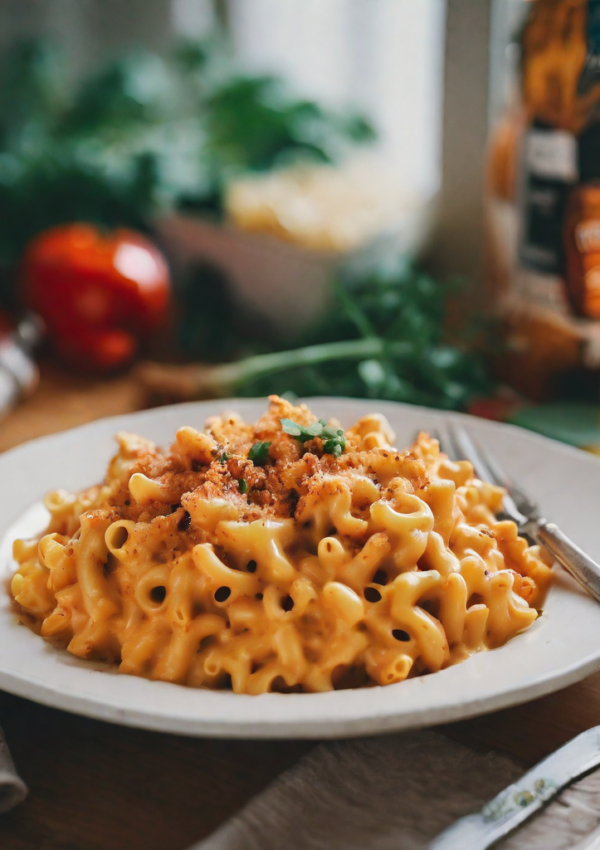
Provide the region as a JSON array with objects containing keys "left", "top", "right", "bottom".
[
  {"left": 204, "top": 75, "right": 375, "bottom": 174},
  {"left": 145, "top": 257, "right": 491, "bottom": 412},
  {"left": 0, "top": 36, "right": 375, "bottom": 293},
  {"left": 0, "top": 40, "right": 490, "bottom": 414},
  {"left": 237, "top": 259, "right": 490, "bottom": 410}
]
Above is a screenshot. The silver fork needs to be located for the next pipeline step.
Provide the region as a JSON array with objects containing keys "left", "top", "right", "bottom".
[{"left": 442, "top": 422, "right": 600, "bottom": 605}]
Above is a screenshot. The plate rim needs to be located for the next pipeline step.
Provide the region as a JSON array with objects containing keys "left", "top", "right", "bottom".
[
  {"left": 1, "top": 394, "right": 596, "bottom": 467},
  {"left": 1, "top": 629, "right": 600, "bottom": 740},
  {"left": 1, "top": 395, "right": 600, "bottom": 739}
]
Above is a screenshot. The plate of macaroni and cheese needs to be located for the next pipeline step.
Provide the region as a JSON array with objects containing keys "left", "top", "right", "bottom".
[{"left": 0, "top": 396, "right": 599, "bottom": 738}]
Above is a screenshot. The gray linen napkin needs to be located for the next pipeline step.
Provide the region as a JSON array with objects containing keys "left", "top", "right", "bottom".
[
  {"left": 191, "top": 730, "right": 600, "bottom": 850},
  {"left": 0, "top": 724, "right": 27, "bottom": 814},
  {"left": 191, "top": 730, "right": 522, "bottom": 850}
]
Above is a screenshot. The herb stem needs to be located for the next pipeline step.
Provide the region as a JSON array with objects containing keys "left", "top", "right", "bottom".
[{"left": 138, "top": 338, "right": 413, "bottom": 399}]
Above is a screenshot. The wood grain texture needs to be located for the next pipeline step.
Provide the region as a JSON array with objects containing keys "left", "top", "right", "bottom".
[
  {"left": 0, "top": 691, "right": 315, "bottom": 850},
  {"left": 0, "top": 365, "right": 143, "bottom": 453},
  {"left": 446, "top": 669, "right": 600, "bottom": 764},
  {"left": 2, "top": 367, "right": 600, "bottom": 849}
]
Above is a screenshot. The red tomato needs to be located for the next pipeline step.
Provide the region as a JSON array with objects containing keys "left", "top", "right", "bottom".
[{"left": 22, "top": 224, "right": 171, "bottom": 372}]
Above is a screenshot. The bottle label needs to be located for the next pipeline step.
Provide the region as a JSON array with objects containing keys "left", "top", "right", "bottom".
[
  {"left": 519, "top": 126, "right": 578, "bottom": 275},
  {"left": 526, "top": 130, "right": 578, "bottom": 181}
]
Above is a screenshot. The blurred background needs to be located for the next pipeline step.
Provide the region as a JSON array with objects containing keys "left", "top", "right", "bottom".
[{"left": 2, "top": 0, "right": 600, "bottom": 452}]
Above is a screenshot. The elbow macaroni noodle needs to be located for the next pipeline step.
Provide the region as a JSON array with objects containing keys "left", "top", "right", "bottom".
[{"left": 10, "top": 396, "right": 554, "bottom": 694}]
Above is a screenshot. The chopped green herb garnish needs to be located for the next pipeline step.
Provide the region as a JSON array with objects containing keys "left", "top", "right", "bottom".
[
  {"left": 281, "top": 418, "right": 322, "bottom": 441},
  {"left": 280, "top": 418, "right": 304, "bottom": 439},
  {"left": 219, "top": 452, "right": 230, "bottom": 464},
  {"left": 248, "top": 441, "right": 271, "bottom": 464},
  {"left": 280, "top": 418, "right": 346, "bottom": 456},
  {"left": 238, "top": 478, "right": 248, "bottom": 494},
  {"left": 323, "top": 436, "right": 346, "bottom": 457}
]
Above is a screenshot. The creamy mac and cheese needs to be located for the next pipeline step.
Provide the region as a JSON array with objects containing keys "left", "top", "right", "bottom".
[{"left": 10, "top": 397, "right": 553, "bottom": 694}]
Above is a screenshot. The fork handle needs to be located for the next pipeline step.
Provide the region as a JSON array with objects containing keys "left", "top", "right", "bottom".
[{"left": 534, "top": 520, "right": 600, "bottom": 604}]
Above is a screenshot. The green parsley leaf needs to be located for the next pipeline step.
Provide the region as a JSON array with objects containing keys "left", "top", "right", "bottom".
[
  {"left": 219, "top": 452, "right": 230, "bottom": 464},
  {"left": 321, "top": 424, "right": 344, "bottom": 440},
  {"left": 281, "top": 418, "right": 326, "bottom": 441},
  {"left": 281, "top": 418, "right": 346, "bottom": 456},
  {"left": 248, "top": 441, "right": 271, "bottom": 464},
  {"left": 322, "top": 432, "right": 346, "bottom": 457},
  {"left": 238, "top": 478, "right": 248, "bottom": 494},
  {"left": 280, "top": 418, "right": 304, "bottom": 438}
]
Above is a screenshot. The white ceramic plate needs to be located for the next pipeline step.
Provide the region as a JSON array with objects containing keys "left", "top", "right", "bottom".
[{"left": 1, "top": 398, "right": 599, "bottom": 739}]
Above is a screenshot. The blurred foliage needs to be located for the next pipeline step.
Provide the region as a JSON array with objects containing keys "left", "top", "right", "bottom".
[
  {"left": 0, "top": 35, "right": 375, "bottom": 286},
  {"left": 181, "top": 256, "right": 491, "bottom": 411},
  {"left": 0, "top": 38, "right": 490, "bottom": 412},
  {"left": 204, "top": 75, "right": 375, "bottom": 173}
]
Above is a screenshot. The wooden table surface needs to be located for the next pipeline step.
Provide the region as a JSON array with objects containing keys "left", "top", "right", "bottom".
[{"left": 2, "top": 366, "right": 600, "bottom": 850}]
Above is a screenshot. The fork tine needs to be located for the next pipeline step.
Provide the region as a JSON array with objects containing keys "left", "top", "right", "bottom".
[
  {"left": 470, "top": 433, "right": 511, "bottom": 488},
  {"left": 447, "top": 422, "right": 496, "bottom": 483},
  {"left": 432, "top": 427, "right": 460, "bottom": 461},
  {"left": 428, "top": 428, "right": 442, "bottom": 448},
  {"left": 418, "top": 427, "right": 458, "bottom": 460},
  {"left": 473, "top": 434, "right": 539, "bottom": 517},
  {"left": 449, "top": 422, "right": 532, "bottom": 525},
  {"left": 411, "top": 427, "right": 442, "bottom": 448},
  {"left": 411, "top": 427, "right": 459, "bottom": 461},
  {"left": 444, "top": 425, "right": 463, "bottom": 464},
  {"left": 411, "top": 429, "right": 423, "bottom": 445}
]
